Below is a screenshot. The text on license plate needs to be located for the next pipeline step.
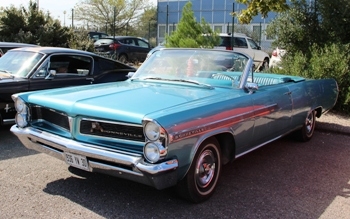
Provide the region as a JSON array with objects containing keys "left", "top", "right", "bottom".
[{"left": 64, "top": 152, "right": 89, "bottom": 171}]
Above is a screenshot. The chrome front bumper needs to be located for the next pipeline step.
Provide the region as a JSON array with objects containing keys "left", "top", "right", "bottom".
[{"left": 11, "top": 125, "right": 178, "bottom": 190}]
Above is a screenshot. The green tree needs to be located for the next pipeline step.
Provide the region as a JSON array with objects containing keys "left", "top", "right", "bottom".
[
  {"left": 266, "top": 0, "right": 350, "bottom": 56},
  {"left": 0, "top": 1, "right": 72, "bottom": 47},
  {"left": 134, "top": 6, "right": 157, "bottom": 46},
  {"left": 165, "top": 2, "right": 220, "bottom": 48},
  {"left": 74, "top": 0, "right": 150, "bottom": 36},
  {"left": 236, "top": 0, "right": 289, "bottom": 24}
]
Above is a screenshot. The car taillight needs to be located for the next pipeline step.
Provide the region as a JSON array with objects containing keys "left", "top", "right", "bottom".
[
  {"left": 226, "top": 46, "right": 233, "bottom": 50},
  {"left": 109, "top": 43, "right": 120, "bottom": 50},
  {"left": 272, "top": 50, "right": 277, "bottom": 57}
]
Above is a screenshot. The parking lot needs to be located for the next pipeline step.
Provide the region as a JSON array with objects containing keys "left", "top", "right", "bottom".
[{"left": 1, "top": 113, "right": 350, "bottom": 219}]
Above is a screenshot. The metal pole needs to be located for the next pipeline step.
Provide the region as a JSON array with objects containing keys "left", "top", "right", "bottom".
[
  {"left": 166, "top": 4, "right": 169, "bottom": 34},
  {"left": 231, "top": 3, "right": 234, "bottom": 50},
  {"left": 259, "top": 22, "right": 262, "bottom": 46},
  {"left": 71, "top": 9, "right": 74, "bottom": 29},
  {"left": 113, "top": 6, "right": 116, "bottom": 37}
]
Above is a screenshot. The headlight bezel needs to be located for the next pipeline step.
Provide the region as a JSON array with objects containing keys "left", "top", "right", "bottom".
[
  {"left": 143, "top": 142, "right": 167, "bottom": 163},
  {"left": 142, "top": 119, "right": 168, "bottom": 163},
  {"left": 144, "top": 121, "right": 161, "bottom": 141},
  {"left": 14, "top": 97, "right": 27, "bottom": 113},
  {"left": 12, "top": 95, "right": 29, "bottom": 128}
]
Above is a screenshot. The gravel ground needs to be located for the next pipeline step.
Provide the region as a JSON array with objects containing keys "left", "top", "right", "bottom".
[{"left": 317, "top": 111, "right": 350, "bottom": 135}]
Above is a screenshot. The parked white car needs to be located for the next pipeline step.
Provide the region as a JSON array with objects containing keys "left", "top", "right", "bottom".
[
  {"left": 215, "top": 33, "right": 270, "bottom": 70},
  {"left": 269, "top": 47, "right": 287, "bottom": 69}
]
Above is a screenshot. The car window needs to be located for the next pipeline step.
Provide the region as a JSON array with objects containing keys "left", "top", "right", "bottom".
[
  {"left": 49, "top": 55, "right": 92, "bottom": 76},
  {"left": 124, "top": 38, "right": 136, "bottom": 46},
  {"left": 95, "top": 39, "right": 114, "bottom": 44},
  {"left": 95, "top": 56, "right": 133, "bottom": 71},
  {"left": 0, "top": 50, "right": 44, "bottom": 77},
  {"left": 137, "top": 39, "right": 149, "bottom": 48},
  {"left": 247, "top": 38, "right": 260, "bottom": 50},
  {"left": 234, "top": 37, "right": 248, "bottom": 48}
]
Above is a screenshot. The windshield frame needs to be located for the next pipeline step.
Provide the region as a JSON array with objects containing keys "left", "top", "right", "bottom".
[{"left": 133, "top": 48, "right": 252, "bottom": 89}]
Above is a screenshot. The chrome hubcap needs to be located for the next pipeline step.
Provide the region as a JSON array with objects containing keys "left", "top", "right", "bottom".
[
  {"left": 195, "top": 149, "right": 216, "bottom": 188},
  {"left": 305, "top": 112, "right": 314, "bottom": 134}
]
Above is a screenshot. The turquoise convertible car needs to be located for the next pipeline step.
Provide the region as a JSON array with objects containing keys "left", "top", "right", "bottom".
[{"left": 11, "top": 48, "right": 338, "bottom": 203}]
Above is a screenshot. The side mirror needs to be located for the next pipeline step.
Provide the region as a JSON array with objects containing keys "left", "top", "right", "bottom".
[
  {"left": 127, "top": 72, "right": 135, "bottom": 78},
  {"left": 45, "top": 69, "right": 56, "bottom": 79},
  {"left": 245, "top": 82, "right": 258, "bottom": 94}
]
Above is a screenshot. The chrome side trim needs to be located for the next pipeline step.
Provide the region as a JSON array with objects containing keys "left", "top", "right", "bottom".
[
  {"left": 3, "top": 118, "right": 15, "bottom": 125},
  {"left": 169, "top": 104, "right": 277, "bottom": 143}
]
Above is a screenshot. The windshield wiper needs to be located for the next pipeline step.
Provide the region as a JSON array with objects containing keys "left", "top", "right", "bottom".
[{"left": 139, "top": 77, "right": 213, "bottom": 89}]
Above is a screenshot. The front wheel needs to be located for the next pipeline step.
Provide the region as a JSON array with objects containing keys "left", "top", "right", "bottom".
[
  {"left": 176, "top": 137, "right": 221, "bottom": 203},
  {"left": 298, "top": 110, "right": 316, "bottom": 142}
]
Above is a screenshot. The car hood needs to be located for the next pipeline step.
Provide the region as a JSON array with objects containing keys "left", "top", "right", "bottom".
[{"left": 23, "top": 80, "right": 241, "bottom": 124}]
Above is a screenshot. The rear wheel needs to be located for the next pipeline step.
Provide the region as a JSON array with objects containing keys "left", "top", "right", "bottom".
[
  {"left": 176, "top": 137, "right": 221, "bottom": 203},
  {"left": 298, "top": 110, "right": 316, "bottom": 142},
  {"left": 118, "top": 54, "right": 128, "bottom": 63}
]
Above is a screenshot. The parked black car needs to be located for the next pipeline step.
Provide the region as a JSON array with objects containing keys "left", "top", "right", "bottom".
[
  {"left": 0, "top": 42, "right": 39, "bottom": 57},
  {"left": 94, "top": 36, "right": 151, "bottom": 63},
  {"left": 0, "top": 46, "right": 136, "bottom": 126}
]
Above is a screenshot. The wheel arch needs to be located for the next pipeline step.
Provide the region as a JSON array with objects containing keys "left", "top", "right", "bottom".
[{"left": 186, "top": 131, "right": 236, "bottom": 171}]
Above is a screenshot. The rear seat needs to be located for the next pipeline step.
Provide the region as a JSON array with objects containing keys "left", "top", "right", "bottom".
[{"left": 251, "top": 76, "right": 292, "bottom": 86}]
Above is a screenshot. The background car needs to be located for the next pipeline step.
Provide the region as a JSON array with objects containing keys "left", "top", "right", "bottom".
[
  {"left": 269, "top": 47, "right": 287, "bottom": 68},
  {"left": 94, "top": 36, "right": 152, "bottom": 63},
  {"left": 11, "top": 48, "right": 338, "bottom": 203},
  {"left": 88, "top": 31, "right": 108, "bottom": 42},
  {"left": 0, "top": 42, "right": 39, "bottom": 57},
  {"left": 215, "top": 33, "right": 270, "bottom": 71},
  {"left": 0, "top": 46, "right": 136, "bottom": 126}
]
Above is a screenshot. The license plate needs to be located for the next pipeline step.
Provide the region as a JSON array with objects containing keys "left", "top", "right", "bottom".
[{"left": 64, "top": 152, "right": 89, "bottom": 171}]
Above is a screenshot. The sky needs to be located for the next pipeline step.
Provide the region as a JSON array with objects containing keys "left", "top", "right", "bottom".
[{"left": 1, "top": 0, "right": 157, "bottom": 26}]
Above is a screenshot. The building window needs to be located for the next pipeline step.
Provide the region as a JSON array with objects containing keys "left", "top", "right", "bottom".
[
  {"left": 158, "top": 25, "right": 166, "bottom": 38},
  {"left": 253, "top": 25, "right": 261, "bottom": 36},
  {"left": 214, "top": 25, "right": 223, "bottom": 33},
  {"left": 169, "top": 24, "right": 176, "bottom": 35}
]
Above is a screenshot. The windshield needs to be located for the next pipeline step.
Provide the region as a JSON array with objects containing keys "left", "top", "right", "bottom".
[
  {"left": 133, "top": 49, "right": 250, "bottom": 88},
  {"left": 0, "top": 50, "right": 44, "bottom": 77}
]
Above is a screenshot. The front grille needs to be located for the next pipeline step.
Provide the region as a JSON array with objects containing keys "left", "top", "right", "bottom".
[
  {"left": 30, "top": 106, "right": 70, "bottom": 130},
  {"left": 80, "top": 119, "right": 144, "bottom": 142}
]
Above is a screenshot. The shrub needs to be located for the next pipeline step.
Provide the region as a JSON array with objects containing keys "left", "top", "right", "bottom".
[{"left": 278, "top": 43, "right": 350, "bottom": 114}]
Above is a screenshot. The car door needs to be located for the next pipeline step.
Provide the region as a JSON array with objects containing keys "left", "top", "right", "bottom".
[
  {"left": 28, "top": 54, "right": 94, "bottom": 91},
  {"left": 249, "top": 84, "right": 293, "bottom": 147},
  {"left": 134, "top": 38, "right": 151, "bottom": 62}
]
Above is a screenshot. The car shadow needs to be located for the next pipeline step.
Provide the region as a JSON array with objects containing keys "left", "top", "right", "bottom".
[{"left": 42, "top": 131, "right": 350, "bottom": 218}]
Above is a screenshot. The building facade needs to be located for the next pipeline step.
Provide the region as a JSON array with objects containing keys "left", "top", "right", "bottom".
[{"left": 156, "top": 0, "right": 278, "bottom": 50}]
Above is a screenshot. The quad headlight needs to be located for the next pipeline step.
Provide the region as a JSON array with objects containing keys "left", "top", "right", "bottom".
[
  {"left": 144, "top": 121, "right": 161, "bottom": 141},
  {"left": 12, "top": 95, "right": 29, "bottom": 128},
  {"left": 144, "top": 142, "right": 167, "bottom": 163},
  {"left": 143, "top": 120, "right": 168, "bottom": 163},
  {"left": 14, "top": 97, "right": 27, "bottom": 113},
  {"left": 15, "top": 113, "right": 28, "bottom": 127}
]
